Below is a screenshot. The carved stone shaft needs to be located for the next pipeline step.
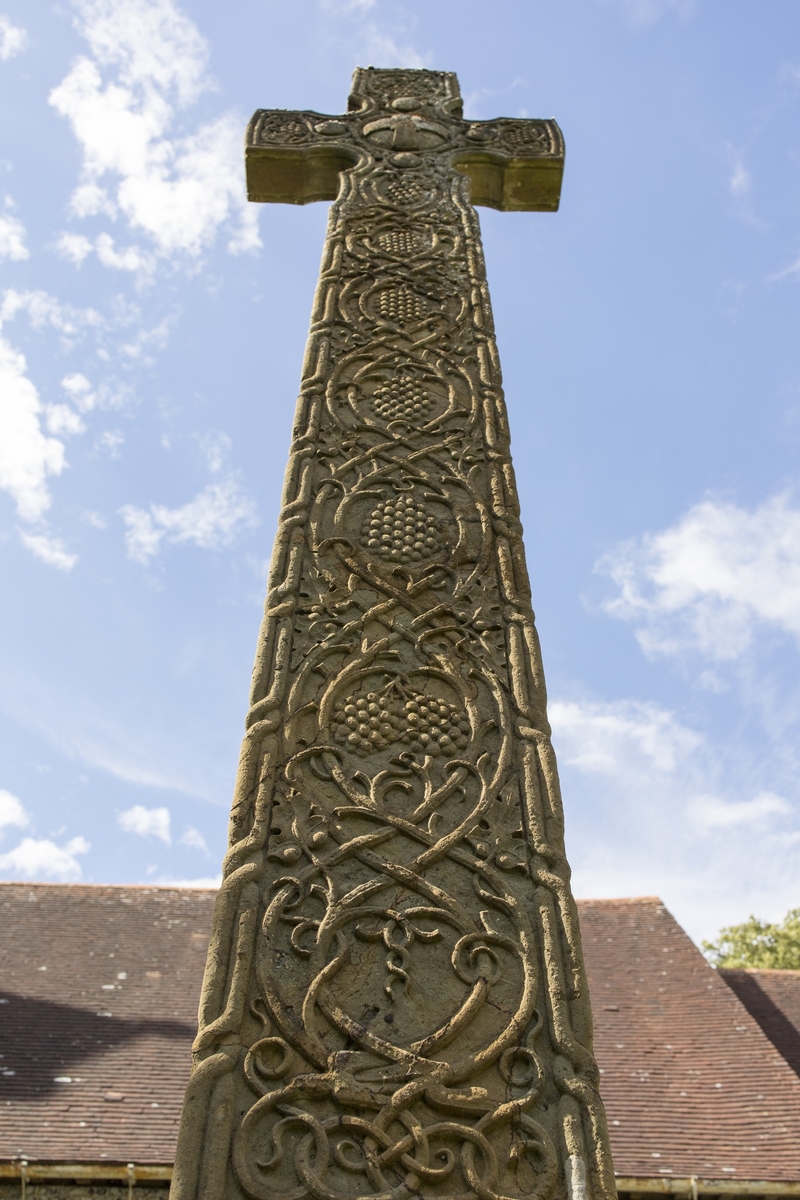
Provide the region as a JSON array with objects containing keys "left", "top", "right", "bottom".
[{"left": 172, "top": 67, "right": 616, "bottom": 1200}]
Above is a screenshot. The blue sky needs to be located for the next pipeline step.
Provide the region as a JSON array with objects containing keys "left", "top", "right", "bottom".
[{"left": 1, "top": 0, "right": 799, "bottom": 945}]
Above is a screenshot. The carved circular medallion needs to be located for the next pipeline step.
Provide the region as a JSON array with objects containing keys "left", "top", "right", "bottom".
[
  {"left": 254, "top": 114, "right": 312, "bottom": 144},
  {"left": 493, "top": 120, "right": 553, "bottom": 153}
]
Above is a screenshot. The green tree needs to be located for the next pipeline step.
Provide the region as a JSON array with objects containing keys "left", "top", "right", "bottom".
[{"left": 703, "top": 908, "right": 800, "bottom": 969}]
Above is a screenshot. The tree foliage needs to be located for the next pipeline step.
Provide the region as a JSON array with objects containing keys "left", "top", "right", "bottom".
[{"left": 703, "top": 908, "right": 800, "bottom": 969}]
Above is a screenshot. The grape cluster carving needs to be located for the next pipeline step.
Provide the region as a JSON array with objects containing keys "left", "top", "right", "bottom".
[
  {"left": 371, "top": 376, "right": 431, "bottom": 422},
  {"left": 330, "top": 683, "right": 470, "bottom": 757},
  {"left": 377, "top": 229, "right": 424, "bottom": 255},
  {"left": 361, "top": 493, "right": 444, "bottom": 563},
  {"left": 383, "top": 177, "right": 428, "bottom": 205},
  {"left": 376, "top": 284, "right": 427, "bottom": 322}
]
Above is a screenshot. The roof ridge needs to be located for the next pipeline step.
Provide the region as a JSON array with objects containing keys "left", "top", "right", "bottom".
[
  {"left": 720, "top": 966, "right": 800, "bottom": 976},
  {"left": 0, "top": 881, "right": 217, "bottom": 892}
]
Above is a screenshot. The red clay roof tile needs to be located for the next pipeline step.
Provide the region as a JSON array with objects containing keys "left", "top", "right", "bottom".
[
  {"left": 579, "top": 896, "right": 800, "bottom": 1181},
  {"left": 720, "top": 968, "right": 800, "bottom": 1080}
]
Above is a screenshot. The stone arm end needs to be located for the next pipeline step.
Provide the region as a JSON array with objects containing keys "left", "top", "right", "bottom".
[
  {"left": 245, "top": 109, "right": 359, "bottom": 205},
  {"left": 454, "top": 119, "right": 565, "bottom": 212}
]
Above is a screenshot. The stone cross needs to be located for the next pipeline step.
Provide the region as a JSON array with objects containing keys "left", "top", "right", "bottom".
[{"left": 172, "top": 68, "right": 616, "bottom": 1200}]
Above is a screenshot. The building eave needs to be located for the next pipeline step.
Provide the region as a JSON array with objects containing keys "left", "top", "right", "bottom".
[{"left": 617, "top": 1178, "right": 800, "bottom": 1196}]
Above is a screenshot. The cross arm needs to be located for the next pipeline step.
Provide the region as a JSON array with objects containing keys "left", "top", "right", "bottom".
[
  {"left": 245, "top": 104, "right": 565, "bottom": 212},
  {"left": 245, "top": 109, "right": 360, "bottom": 205},
  {"left": 452, "top": 118, "right": 565, "bottom": 212}
]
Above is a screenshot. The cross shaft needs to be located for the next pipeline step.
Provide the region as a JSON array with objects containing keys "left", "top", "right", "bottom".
[{"left": 172, "top": 67, "right": 615, "bottom": 1200}]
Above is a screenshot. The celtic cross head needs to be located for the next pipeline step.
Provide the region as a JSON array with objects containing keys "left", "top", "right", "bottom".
[{"left": 246, "top": 67, "right": 564, "bottom": 211}]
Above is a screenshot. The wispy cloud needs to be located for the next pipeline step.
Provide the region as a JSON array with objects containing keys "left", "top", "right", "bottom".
[
  {"left": 691, "top": 790, "right": 791, "bottom": 831},
  {"left": 598, "top": 0, "right": 694, "bottom": 29},
  {"left": 320, "top": 0, "right": 376, "bottom": 12},
  {"left": 49, "top": 0, "right": 260, "bottom": 268},
  {"left": 319, "top": 0, "right": 427, "bottom": 70},
  {"left": 19, "top": 532, "right": 78, "bottom": 571},
  {"left": 1, "top": 288, "right": 104, "bottom": 345},
  {"left": 120, "top": 475, "right": 257, "bottom": 563},
  {"left": 598, "top": 492, "right": 800, "bottom": 661},
  {"left": 360, "top": 26, "right": 427, "bottom": 69},
  {"left": 729, "top": 156, "right": 750, "bottom": 198},
  {"left": 0, "top": 16, "right": 27, "bottom": 60},
  {"left": 179, "top": 825, "right": 210, "bottom": 855},
  {"left": 768, "top": 253, "right": 800, "bottom": 285},
  {"left": 0, "top": 667, "right": 232, "bottom": 803},
  {"left": 724, "top": 146, "right": 761, "bottom": 227}
]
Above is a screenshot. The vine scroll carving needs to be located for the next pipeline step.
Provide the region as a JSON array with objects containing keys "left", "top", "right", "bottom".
[{"left": 171, "top": 67, "right": 616, "bottom": 1200}]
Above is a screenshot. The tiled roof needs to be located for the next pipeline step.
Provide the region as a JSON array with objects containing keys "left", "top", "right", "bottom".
[
  {"left": 579, "top": 896, "right": 800, "bottom": 1183},
  {"left": 0, "top": 884, "right": 215, "bottom": 1164},
  {"left": 2, "top": 886, "right": 800, "bottom": 1183},
  {"left": 721, "top": 968, "right": 800, "bottom": 1079}
]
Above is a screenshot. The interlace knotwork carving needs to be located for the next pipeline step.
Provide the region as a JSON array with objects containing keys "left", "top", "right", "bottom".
[{"left": 173, "top": 67, "right": 615, "bottom": 1200}]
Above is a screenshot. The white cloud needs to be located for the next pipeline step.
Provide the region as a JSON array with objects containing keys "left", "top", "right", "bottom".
[
  {"left": 0, "top": 835, "right": 89, "bottom": 882},
  {"left": 0, "top": 202, "right": 28, "bottom": 261},
  {"left": 94, "top": 232, "right": 156, "bottom": 276},
  {"left": 0, "top": 790, "right": 28, "bottom": 835},
  {"left": 156, "top": 874, "right": 220, "bottom": 888},
  {"left": 551, "top": 697, "right": 701, "bottom": 775},
  {"left": 62, "top": 372, "right": 93, "bottom": 405},
  {"left": 179, "top": 825, "right": 210, "bottom": 855},
  {"left": 71, "top": 182, "right": 117, "bottom": 218},
  {"left": 120, "top": 476, "right": 257, "bottom": 563},
  {"left": 0, "top": 333, "right": 67, "bottom": 523},
  {"left": 19, "top": 532, "right": 78, "bottom": 571},
  {"left": 599, "top": 493, "right": 800, "bottom": 660},
  {"left": 61, "top": 372, "right": 131, "bottom": 413},
  {"left": 45, "top": 404, "right": 86, "bottom": 437},
  {"left": 0, "top": 16, "right": 27, "bottom": 60},
  {"left": 118, "top": 803, "right": 171, "bottom": 843},
  {"left": 49, "top": 0, "right": 260, "bottom": 264},
  {"left": 551, "top": 695, "right": 799, "bottom": 943},
  {"left": 55, "top": 232, "right": 94, "bottom": 266}
]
